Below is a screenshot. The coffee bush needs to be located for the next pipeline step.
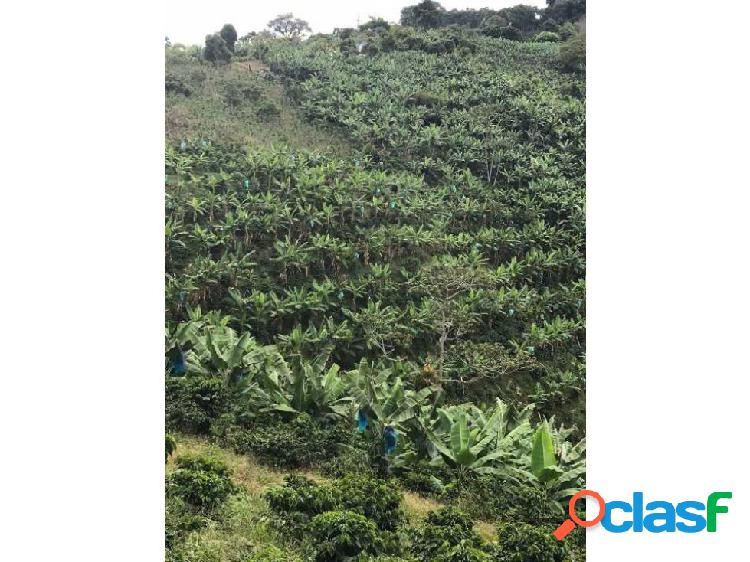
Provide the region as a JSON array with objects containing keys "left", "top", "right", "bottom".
[
  {"left": 167, "top": 454, "right": 236, "bottom": 511},
  {"left": 166, "top": 376, "right": 229, "bottom": 434},
  {"left": 310, "top": 510, "right": 381, "bottom": 561},
  {"left": 493, "top": 522, "right": 567, "bottom": 562},
  {"left": 331, "top": 474, "right": 403, "bottom": 531},
  {"left": 410, "top": 507, "right": 485, "bottom": 562}
]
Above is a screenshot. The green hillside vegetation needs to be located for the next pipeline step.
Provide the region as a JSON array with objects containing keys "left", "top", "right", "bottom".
[
  {"left": 166, "top": 3, "right": 586, "bottom": 561},
  {"left": 166, "top": 55, "right": 350, "bottom": 153}
]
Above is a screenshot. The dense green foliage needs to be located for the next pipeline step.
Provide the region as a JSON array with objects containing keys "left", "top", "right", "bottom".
[
  {"left": 410, "top": 507, "right": 485, "bottom": 561},
  {"left": 264, "top": 476, "right": 584, "bottom": 561},
  {"left": 167, "top": 454, "right": 237, "bottom": 511},
  {"left": 220, "top": 24, "right": 238, "bottom": 53},
  {"left": 204, "top": 33, "right": 233, "bottom": 64},
  {"left": 265, "top": 474, "right": 403, "bottom": 530},
  {"left": 398, "top": 0, "right": 584, "bottom": 40},
  {"left": 267, "top": 13, "right": 312, "bottom": 40},
  {"left": 310, "top": 511, "right": 382, "bottom": 561},
  {"left": 166, "top": 433, "right": 177, "bottom": 462},
  {"left": 225, "top": 413, "right": 351, "bottom": 468},
  {"left": 493, "top": 522, "right": 568, "bottom": 561},
  {"left": 165, "top": 48, "right": 349, "bottom": 150},
  {"left": 559, "top": 31, "right": 586, "bottom": 73},
  {"left": 166, "top": 4, "right": 585, "bottom": 560}
]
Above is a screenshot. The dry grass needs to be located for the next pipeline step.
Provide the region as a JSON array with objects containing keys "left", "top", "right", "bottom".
[
  {"left": 474, "top": 520, "right": 497, "bottom": 543},
  {"left": 401, "top": 490, "right": 443, "bottom": 523},
  {"left": 401, "top": 490, "right": 496, "bottom": 542},
  {"left": 168, "top": 434, "right": 330, "bottom": 494},
  {"left": 168, "top": 434, "right": 286, "bottom": 493},
  {"left": 230, "top": 60, "right": 269, "bottom": 73}
]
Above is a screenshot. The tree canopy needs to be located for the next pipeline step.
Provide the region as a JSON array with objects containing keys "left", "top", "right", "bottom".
[
  {"left": 400, "top": 0, "right": 445, "bottom": 29},
  {"left": 203, "top": 33, "right": 232, "bottom": 63},
  {"left": 267, "top": 13, "right": 312, "bottom": 39},
  {"left": 219, "top": 23, "right": 238, "bottom": 52}
]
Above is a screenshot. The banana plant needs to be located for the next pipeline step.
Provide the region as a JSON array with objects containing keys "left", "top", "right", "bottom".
[
  {"left": 269, "top": 358, "right": 354, "bottom": 422},
  {"left": 349, "top": 359, "right": 433, "bottom": 431},
  {"left": 424, "top": 400, "right": 535, "bottom": 478},
  {"left": 530, "top": 420, "right": 586, "bottom": 503},
  {"left": 168, "top": 319, "right": 290, "bottom": 402},
  {"left": 343, "top": 359, "right": 434, "bottom": 471}
]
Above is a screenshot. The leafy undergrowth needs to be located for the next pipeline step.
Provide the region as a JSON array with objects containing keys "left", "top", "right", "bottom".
[
  {"left": 166, "top": 54, "right": 351, "bottom": 155},
  {"left": 168, "top": 434, "right": 496, "bottom": 543}
]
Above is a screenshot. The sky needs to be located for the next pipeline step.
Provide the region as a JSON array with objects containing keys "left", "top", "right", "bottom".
[{"left": 165, "top": 0, "right": 547, "bottom": 46}]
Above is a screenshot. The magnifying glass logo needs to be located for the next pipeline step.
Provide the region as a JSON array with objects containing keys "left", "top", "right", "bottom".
[{"left": 553, "top": 489, "right": 606, "bottom": 540}]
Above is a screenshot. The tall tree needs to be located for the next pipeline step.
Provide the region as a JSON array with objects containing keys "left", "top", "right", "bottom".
[
  {"left": 480, "top": 15, "right": 510, "bottom": 38},
  {"left": 219, "top": 24, "right": 238, "bottom": 52},
  {"left": 267, "top": 13, "right": 311, "bottom": 39},
  {"left": 500, "top": 4, "right": 539, "bottom": 32},
  {"left": 203, "top": 33, "right": 232, "bottom": 64},
  {"left": 400, "top": 0, "right": 445, "bottom": 29},
  {"left": 545, "top": 0, "right": 586, "bottom": 25}
]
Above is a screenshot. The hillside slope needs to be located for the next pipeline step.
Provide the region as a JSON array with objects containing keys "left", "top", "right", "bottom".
[
  {"left": 166, "top": 55, "right": 350, "bottom": 154},
  {"left": 166, "top": 23, "right": 586, "bottom": 562}
]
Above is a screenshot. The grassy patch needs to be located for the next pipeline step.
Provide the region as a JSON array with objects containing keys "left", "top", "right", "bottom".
[
  {"left": 169, "top": 435, "right": 499, "bottom": 551},
  {"left": 171, "top": 492, "right": 306, "bottom": 562},
  {"left": 167, "top": 435, "right": 308, "bottom": 561},
  {"left": 165, "top": 57, "right": 350, "bottom": 156},
  {"left": 168, "top": 435, "right": 287, "bottom": 492}
]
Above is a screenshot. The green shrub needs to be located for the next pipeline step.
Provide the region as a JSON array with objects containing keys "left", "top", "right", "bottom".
[
  {"left": 410, "top": 507, "right": 484, "bottom": 562},
  {"left": 208, "top": 412, "right": 236, "bottom": 439},
  {"left": 223, "top": 80, "right": 263, "bottom": 107},
  {"left": 405, "top": 91, "right": 442, "bottom": 108},
  {"left": 166, "top": 375, "right": 229, "bottom": 434},
  {"left": 434, "top": 543, "right": 490, "bottom": 562},
  {"left": 442, "top": 341, "right": 537, "bottom": 406},
  {"left": 225, "top": 414, "right": 350, "bottom": 468},
  {"left": 166, "top": 434, "right": 177, "bottom": 463},
  {"left": 333, "top": 474, "right": 403, "bottom": 531},
  {"left": 265, "top": 473, "right": 402, "bottom": 532},
  {"left": 248, "top": 544, "right": 298, "bottom": 561},
  {"left": 498, "top": 26, "right": 523, "bottom": 41},
  {"left": 167, "top": 454, "right": 236, "bottom": 511},
  {"left": 189, "top": 68, "right": 207, "bottom": 83},
  {"left": 454, "top": 476, "right": 560, "bottom": 525},
  {"left": 360, "top": 18, "right": 391, "bottom": 32},
  {"left": 533, "top": 31, "right": 561, "bottom": 43},
  {"left": 310, "top": 510, "right": 381, "bottom": 561},
  {"left": 492, "top": 522, "right": 567, "bottom": 562},
  {"left": 480, "top": 15, "right": 509, "bottom": 38},
  {"left": 559, "top": 32, "right": 585, "bottom": 73},
  {"left": 398, "top": 466, "right": 445, "bottom": 496},
  {"left": 166, "top": 73, "right": 192, "bottom": 96},
  {"left": 165, "top": 495, "right": 207, "bottom": 549},
  {"left": 265, "top": 475, "right": 337, "bottom": 518},
  {"left": 338, "top": 37, "right": 357, "bottom": 55},
  {"left": 358, "top": 554, "right": 414, "bottom": 562},
  {"left": 318, "top": 446, "right": 375, "bottom": 479},
  {"left": 173, "top": 454, "right": 231, "bottom": 474},
  {"left": 564, "top": 542, "right": 586, "bottom": 562},
  {"left": 204, "top": 32, "right": 232, "bottom": 64},
  {"left": 256, "top": 100, "right": 282, "bottom": 120},
  {"left": 557, "top": 22, "right": 577, "bottom": 40},
  {"left": 423, "top": 506, "right": 476, "bottom": 534}
]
